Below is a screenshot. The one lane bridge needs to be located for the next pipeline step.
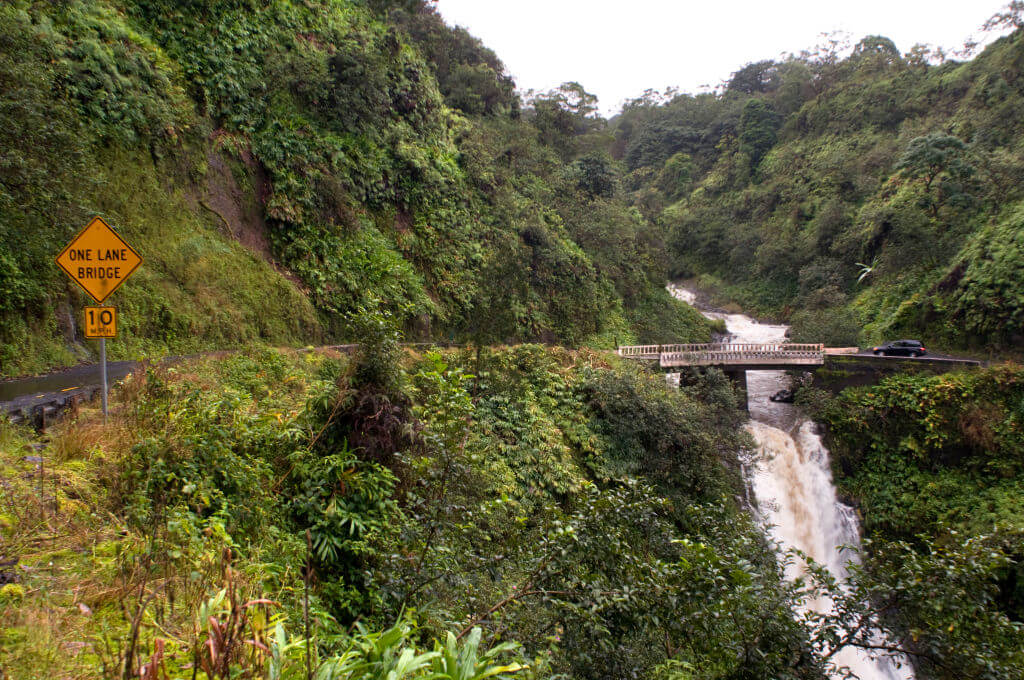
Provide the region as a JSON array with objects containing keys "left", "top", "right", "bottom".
[
  {"left": 618, "top": 343, "right": 826, "bottom": 370},
  {"left": 617, "top": 342, "right": 982, "bottom": 409}
]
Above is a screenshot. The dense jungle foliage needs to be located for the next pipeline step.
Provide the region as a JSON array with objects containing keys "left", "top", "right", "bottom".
[
  {"left": 0, "top": 0, "right": 709, "bottom": 378},
  {"left": 819, "top": 365, "right": 1024, "bottom": 679},
  {"left": 4, "top": 337, "right": 1019, "bottom": 679},
  {"left": 612, "top": 16, "right": 1024, "bottom": 351},
  {"left": 0, "top": 342, "right": 794, "bottom": 679}
]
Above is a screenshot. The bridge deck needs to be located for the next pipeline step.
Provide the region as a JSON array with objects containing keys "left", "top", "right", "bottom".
[{"left": 618, "top": 343, "right": 825, "bottom": 368}]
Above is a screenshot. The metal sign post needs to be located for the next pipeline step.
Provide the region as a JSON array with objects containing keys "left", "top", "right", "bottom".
[
  {"left": 82, "top": 304, "right": 117, "bottom": 420},
  {"left": 100, "top": 334, "right": 108, "bottom": 421}
]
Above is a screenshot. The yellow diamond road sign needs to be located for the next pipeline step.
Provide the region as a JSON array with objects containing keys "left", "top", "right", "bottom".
[{"left": 56, "top": 217, "right": 142, "bottom": 303}]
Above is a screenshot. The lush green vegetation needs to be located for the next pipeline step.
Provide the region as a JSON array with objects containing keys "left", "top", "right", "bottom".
[
  {"left": 0, "top": 0, "right": 710, "bottom": 378},
  {"left": 7, "top": 2, "right": 1024, "bottom": 678},
  {"left": 0, "top": 339, "right": 804, "bottom": 679},
  {"left": 613, "top": 17, "right": 1024, "bottom": 351},
  {"left": 819, "top": 365, "right": 1024, "bottom": 678},
  {"left": 5, "top": 334, "right": 1018, "bottom": 678}
]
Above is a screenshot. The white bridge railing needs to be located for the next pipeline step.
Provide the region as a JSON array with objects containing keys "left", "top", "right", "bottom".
[{"left": 618, "top": 343, "right": 825, "bottom": 368}]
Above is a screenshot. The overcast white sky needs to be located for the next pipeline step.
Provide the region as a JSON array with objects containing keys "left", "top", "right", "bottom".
[{"left": 435, "top": 0, "right": 1011, "bottom": 115}]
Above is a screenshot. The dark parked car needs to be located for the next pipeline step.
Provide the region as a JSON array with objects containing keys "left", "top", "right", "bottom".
[{"left": 872, "top": 339, "right": 927, "bottom": 357}]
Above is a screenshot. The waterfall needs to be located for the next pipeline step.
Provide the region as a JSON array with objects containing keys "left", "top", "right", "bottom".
[{"left": 668, "top": 285, "right": 912, "bottom": 680}]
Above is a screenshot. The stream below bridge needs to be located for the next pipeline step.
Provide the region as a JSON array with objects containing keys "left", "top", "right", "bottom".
[{"left": 668, "top": 284, "right": 912, "bottom": 680}]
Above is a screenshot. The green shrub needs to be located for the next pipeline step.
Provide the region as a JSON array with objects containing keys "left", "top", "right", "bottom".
[{"left": 583, "top": 365, "right": 744, "bottom": 502}]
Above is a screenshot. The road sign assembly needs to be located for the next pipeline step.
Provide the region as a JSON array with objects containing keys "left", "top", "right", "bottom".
[{"left": 56, "top": 216, "right": 141, "bottom": 420}]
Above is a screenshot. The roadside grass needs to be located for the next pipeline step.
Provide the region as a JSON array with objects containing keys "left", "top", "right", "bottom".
[
  {"left": 0, "top": 410, "right": 124, "bottom": 679},
  {"left": 0, "top": 347, "right": 340, "bottom": 679}
]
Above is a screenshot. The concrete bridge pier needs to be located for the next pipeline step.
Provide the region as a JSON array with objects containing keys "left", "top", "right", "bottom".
[{"left": 723, "top": 369, "right": 748, "bottom": 412}]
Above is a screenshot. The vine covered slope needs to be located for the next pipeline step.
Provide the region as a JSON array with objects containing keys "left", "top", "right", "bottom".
[{"left": 0, "top": 0, "right": 709, "bottom": 378}]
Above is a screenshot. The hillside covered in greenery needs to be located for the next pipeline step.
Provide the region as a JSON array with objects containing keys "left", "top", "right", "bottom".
[
  {"left": 612, "top": 16, "right": 1024, "bottom": 351},
  {"left": 0, "top": 0, "right": 709, "bottom": 378},
  {"left": 6, "top": 2, "right": 1024, "bottom": 679}
]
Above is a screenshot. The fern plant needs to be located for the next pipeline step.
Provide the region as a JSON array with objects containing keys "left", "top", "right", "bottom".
[{"left": 430, "top": 628, "right": 526, "bottom": 680}]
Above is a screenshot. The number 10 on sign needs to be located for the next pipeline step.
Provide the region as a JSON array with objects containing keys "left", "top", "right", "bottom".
[{"left": 84, "top": 306, "right": 117, "bottom": 339}]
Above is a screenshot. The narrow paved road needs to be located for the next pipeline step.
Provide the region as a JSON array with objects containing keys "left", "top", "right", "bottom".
[
  {"left": 1, "top": 343, "right": 982, "bottom": 422},
  {"left": 848, "top": 349, "right": 982, "bottom": 364},
  {"left": 1, "top": 361, "right": 138, "bottom": 418}
]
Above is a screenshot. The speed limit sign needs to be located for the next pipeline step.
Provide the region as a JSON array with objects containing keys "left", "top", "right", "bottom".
[{"left": 83, "top": 306, "right": 117, "bottom": 339}]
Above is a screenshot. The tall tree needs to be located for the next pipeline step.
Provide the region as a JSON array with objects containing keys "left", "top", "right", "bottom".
[
  {"left": 739, "top": 98, "right": 779, "bottom": 164},
  {"left": 727, "top": 60, "right": 779, "bottom": 94}
]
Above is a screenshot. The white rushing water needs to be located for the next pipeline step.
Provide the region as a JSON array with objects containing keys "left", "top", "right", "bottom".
[{"left": 668, "top": 284, "right": 911, "bottom": 680}]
